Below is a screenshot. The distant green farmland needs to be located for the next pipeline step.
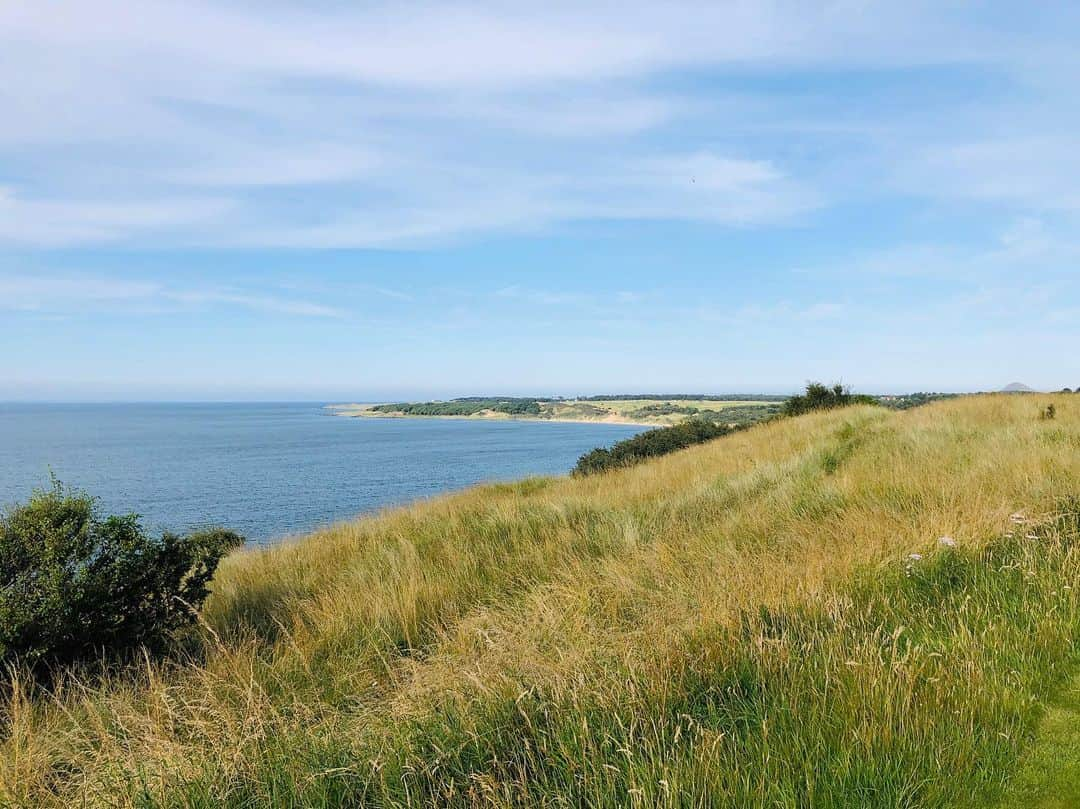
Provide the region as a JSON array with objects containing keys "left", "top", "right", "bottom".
[
  {"left": 328, "top": 391, "right": 959, "bottom": 426},
  {"left": 330, "top": 396, "right": 785, "bottom": 426}
]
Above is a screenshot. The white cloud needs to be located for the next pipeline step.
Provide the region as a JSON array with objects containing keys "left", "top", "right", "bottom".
[
  {"left": 0, "top": 273, "right": 346, "bottom": 317},
  {"left": 1, "top": 2, "right": 1078, "bottom": 247},
  {"left": 218, "top": 149, "right": 815, "bottom": 248},
  {"left": 795, "top": 218, "right": 1080, "bottom": 283},
  {"left": 641, "top": 153, "right": 781, "bottom": 189},
  {"left": 165, "top": 144, "right": 385, "bottom": 188},
  {"left": 713, "top": 301, "right": 849, "bottom": 325},
  {"left": 0, "top": 1, "right": 985, "bottom": 93},
  {"left": 0, "top": 276, "right": 160, "bottom": 310},
  {"left": 495, "top": 286, "right": 585, "bottom": 306},
  {"left": 0, "top": 187, "right": 233, "bottom": 247},
  {"left": 901, "top": 137, "right": 1080, "bottom": 212},
  {"left": 163, "top": 290, "right": 346, "bottom": 318}
]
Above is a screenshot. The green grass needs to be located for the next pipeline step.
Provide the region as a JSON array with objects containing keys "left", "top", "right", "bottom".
[
  {"left": 3, "top": 395, "right": 1080, "bottom": 807},
  {"left": 992, "top": 675, "right": 1080, "bottom": 808}
]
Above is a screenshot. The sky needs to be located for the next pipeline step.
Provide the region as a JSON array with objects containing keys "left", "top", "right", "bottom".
[{"left": 2, "top": 1, "right": 1079, "bottom": 401}]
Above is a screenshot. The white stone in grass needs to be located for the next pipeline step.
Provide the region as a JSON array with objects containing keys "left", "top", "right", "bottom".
[
  {"left": 938, "top": 536, "right": 957, "bottom": 548},
  {"left": 908, "top": 553, "right": 923, "bottom": 561},
  {"left": 1010, "top": 512, "right": 1028, "bottom": 525}
]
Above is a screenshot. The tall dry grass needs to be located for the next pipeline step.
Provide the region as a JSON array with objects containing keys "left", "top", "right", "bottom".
[{"left": 2, "top": 394, "right": 1079, "bottom": 807}]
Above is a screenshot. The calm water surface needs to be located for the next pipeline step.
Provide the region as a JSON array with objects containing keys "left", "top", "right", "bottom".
[{"left": 0, "top": 404, "right": 645, "bottom": 543}]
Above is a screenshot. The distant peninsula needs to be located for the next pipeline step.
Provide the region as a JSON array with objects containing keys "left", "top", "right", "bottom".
[
  {"left": 328, "top": 392, "right": 966, "bottom": 428},
  {"left": 327, "top": 395, "right": 787, "bottom": 428}
]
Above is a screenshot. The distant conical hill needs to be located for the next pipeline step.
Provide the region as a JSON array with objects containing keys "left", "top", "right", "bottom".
[{"left": 1002, "top": 382, "right": 1036, "bottom": 393}]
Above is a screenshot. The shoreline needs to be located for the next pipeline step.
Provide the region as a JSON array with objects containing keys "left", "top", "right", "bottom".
[{"left": 326, "top": 406, "right": 658, "bottom": 429}]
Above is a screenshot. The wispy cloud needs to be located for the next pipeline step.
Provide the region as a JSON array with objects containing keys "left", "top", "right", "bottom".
[
  {"left": 495, "top": 285, "right": 653, "bottom": 308},
  {"left": 163, "top": 290, "right": 346, "bottom": 318},
  {"left": 0, "top": 187, "right": 232, "bottom": 247},
  {"left": 0, "top": 276, "right": 160, "bottom": 310},
  {"left": 898, "top": 137, "right": 1080, "bottom": 212},
  {"left": 165, "top": 144, "right": 385, "bottom": 188},
  {"left": 0, "top": 274, "right": 346, "bottom": 318},
  {"left": 495, "top": 286, "right": 584, "bottom": 306},
  {"left": 793, "top": 218, "right": 1080, "bottom": 282},
  {"left": 699, "top": 300, "right": 849, "bottom": 326},
  {"left": 4, "top": 2, "right": 1077, "bottom": 248}
]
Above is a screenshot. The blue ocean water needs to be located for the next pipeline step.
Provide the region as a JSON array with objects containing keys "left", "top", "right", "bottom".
[{"left": 0, "top": 404, "right": 645, "bottom": 544}]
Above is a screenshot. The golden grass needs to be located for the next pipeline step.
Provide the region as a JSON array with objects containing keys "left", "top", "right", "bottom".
[{"left": 3, "top": 394, "right": 1080, "bottom": 807}]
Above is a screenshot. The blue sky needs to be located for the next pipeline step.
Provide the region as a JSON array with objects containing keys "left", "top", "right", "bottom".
[{"left": 2, "top": 1, "right": 1079, "bottom": 400}]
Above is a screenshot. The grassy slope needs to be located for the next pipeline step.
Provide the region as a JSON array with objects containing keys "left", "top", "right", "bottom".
[{"left": 3, "top": 394, "right": 1080, "bottom": 807}]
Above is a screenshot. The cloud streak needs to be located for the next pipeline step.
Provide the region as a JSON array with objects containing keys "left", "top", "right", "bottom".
[
  {"left": 3, "top": 2, "right": 1077, "bottom": 248},
  {"left": 0, "top": 274, "right": 346, "bottom": 318},
  {"left": 0, "top": 187, "right": 232, "bottom": 247}
]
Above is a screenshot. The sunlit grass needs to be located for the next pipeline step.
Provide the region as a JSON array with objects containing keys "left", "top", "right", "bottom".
[
  {"left": 2, "top": 394, "right": 1079, "bottom": 807},
  {"left": 990, "top": 674, "right": 1080, "bottom": 809}
]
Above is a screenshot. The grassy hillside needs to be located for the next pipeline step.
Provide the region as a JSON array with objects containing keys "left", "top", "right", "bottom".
[{"left": 3, "top": 394, "right": 1080, "bottom": 807}]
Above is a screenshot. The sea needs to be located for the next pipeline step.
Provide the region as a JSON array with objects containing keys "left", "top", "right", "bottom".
[{"left": 0, "top": 403, "right": 645, "bottom": 544}]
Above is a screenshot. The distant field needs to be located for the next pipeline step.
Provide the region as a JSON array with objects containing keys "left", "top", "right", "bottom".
[
  {"left": 329, "top": 397, "right": 785, "bottom": 426},
  {"left": 571, "top": 398, "right": 778, "bottom": 413},
  {"left": 543, "top": 398, "right": 782, "bottom": 426}
]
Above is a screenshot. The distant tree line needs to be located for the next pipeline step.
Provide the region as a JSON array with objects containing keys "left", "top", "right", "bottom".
[
  {"left": 626, "top": 403, "right": 701, "bottom": 417},
  {"left": 451, "top": 396, "right": 556, "bottom": 403},
  {"left": 371, "top": 398, "right": 542, "bottom": 417},
  {"left": 374, "top": 394, "right": 794, "bottom": 419}
]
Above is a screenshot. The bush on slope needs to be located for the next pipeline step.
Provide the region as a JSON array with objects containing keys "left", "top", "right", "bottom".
[
  {"left": 0, "top": 481, "right": 242, "bottom": 677},
  {"left": 574, "top": 381, "right": 871, "bottom": 476},
  {"left": 573, "top": 418, "right": 734, "bottom": 475}
]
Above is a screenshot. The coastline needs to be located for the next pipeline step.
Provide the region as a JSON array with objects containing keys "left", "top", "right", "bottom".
[{"left": 326, "top": 405, "right": 658, "bottom": 429}]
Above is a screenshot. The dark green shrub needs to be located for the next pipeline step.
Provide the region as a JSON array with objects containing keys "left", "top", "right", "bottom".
[
  {"left": 573, "top": 419, "right": 733, "bottom": 475},
  {"left": 627, "top": 403, "right": 701, "bottom": 417},
  {"left": 492, "top": 400, "right": 541, "bottom": 416},
  {"left": 371, "top": 398, "right": 544, "bottom": 416},
  {"left": 0, "top": 481, "right": 243, "bottom": 675},
  {"left": 575, "top": 382, "right": 878, "bottom": 475},
  {"left": 782, "top": 382, "right": 876, "bottom": 417}
]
